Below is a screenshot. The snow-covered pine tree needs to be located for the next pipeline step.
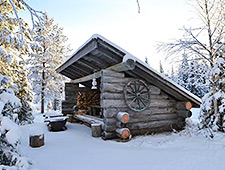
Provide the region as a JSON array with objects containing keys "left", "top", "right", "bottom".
[
  {"left": 0, "top": 0, "right": 37, "bottom": 124},
  {"left": 170, "top": 65, "right": 176, "bottom": 81},
  {"left": 176, "top": 53, "right": 189, "bottom": 89},
  {"left": 28, "top": 13, "right": 71, "bottom": 114},
  {"left": 200, "top": 44, "right": 225, "bottom": 134},
  {"left": 159, "top": 60, "right": 164, "bottom": 73},
  {"left": 0, "top": 75, "right": 30, "bottom": 169}
]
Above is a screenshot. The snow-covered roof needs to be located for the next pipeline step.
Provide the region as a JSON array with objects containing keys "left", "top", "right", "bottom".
[{"left": 56, "top": 34, "right": 202, "bottom": 107}]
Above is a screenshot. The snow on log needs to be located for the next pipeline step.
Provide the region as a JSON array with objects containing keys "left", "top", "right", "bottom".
[
  {"left": 116, "top": 128, "right": 131, "bottom": 139},
  {"left": 117, "top": 112, "right": 129, "bottom": 123},
  {"left": 176, "top": 101, "right": 192, "bottom": 110}
]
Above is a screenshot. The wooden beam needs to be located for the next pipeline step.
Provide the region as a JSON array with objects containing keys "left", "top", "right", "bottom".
[
  {"left": 71, "top": 59, "right": 136, "bottom": 84},
  {"left": 56, "top": 40, "right": 97, "bottom": 73},
  {"left": 77, "top": 58, "right": 101, "bottom": 70},
  {"left": 70, "top": 64, "right": 90, "bottom": 75}
]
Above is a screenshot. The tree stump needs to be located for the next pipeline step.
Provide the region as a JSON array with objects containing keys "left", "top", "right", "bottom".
[
  {"left": 30, "top": 134, "right": 44, "bottom": 148},
  {"left": 91, "top": 123, "right": 102, "bottom": 137}
]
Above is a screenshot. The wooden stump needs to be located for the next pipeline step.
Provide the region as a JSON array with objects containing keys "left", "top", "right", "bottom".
[
  {"left": 91, "top": 123, "right": 102, "bottom": 137},
  {"left": 30, "top": 134, "right": 44, "bottom": 148}
]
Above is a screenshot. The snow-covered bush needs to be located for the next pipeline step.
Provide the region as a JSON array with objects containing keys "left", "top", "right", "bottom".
[
  {"left": 0, "top": 75, "right": 34, "bottom": 125},
  {"left": 0, "top": 117, "right": 30, "bottom": 169}
]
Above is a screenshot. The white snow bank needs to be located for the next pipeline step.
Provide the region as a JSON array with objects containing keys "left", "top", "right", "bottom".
[
  {"left": 20, "top": 112, "right": 225, "bottom": 170},
  {"left": 0, "top": 117, "right": 22, "bottom": 146},
  {"left": 29, "top": 126, "right": 44, "bottom": 136},
  {"left": 0, "top": 92, "right": 21, "bottom": 106}
]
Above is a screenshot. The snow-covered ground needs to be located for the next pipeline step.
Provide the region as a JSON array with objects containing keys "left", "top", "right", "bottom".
[{"left": 20, "top": 110, "right": 225, "bottom": 170}]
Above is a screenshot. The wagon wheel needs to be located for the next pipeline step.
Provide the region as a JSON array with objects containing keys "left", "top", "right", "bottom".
[{"left": 124, "top": 79, "right": 150, "bottom": 112}]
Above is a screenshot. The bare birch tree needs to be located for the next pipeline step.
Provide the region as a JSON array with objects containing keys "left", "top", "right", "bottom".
[{"left": 158, "top": 0, "right": 225, "bottom": 135}]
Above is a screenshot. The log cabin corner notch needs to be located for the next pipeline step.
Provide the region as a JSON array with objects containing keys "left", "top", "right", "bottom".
[{"left": 56, "top": 34, "right": 201, "bottom": 139}]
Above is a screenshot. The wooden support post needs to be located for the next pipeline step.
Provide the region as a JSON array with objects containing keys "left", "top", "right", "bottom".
[{"left": 91, "top": 123, "right": 102, "bottom": 137}]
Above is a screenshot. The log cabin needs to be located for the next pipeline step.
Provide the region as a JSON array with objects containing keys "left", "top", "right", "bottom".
[{"left": 56, "top": 34, "right": 201, "bottom": 140}]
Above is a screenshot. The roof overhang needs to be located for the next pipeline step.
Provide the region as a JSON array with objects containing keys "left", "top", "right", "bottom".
[{"left": 56, "top": 34, "right": 202, "bottom": 107}]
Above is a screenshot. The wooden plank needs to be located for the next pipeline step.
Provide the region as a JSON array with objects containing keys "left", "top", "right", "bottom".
[
  {"left": 73, "top": 115, "right": 103, "bottom": 126},
  {"left": 127, "top": 119, "right": 178, "bottom": 130}
]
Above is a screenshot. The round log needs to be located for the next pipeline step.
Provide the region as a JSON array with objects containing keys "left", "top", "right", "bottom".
[
  {"left": 30, "top": 135, "right": 44, "bottom": 148},
  {"left": 186, "top": 102, "right": 192, "bottom": 110},
  {"left": 116, "top": 128, "right": 131, "bottom": 139},
  {"left": 117, "top": 112, "right": 129, "bottom": 123},
  {"left": 91, "top": 123, "right": 102, "bottom": 137},
  {"left": 176, "top": 102, "right": 192, "bottom": 110}
]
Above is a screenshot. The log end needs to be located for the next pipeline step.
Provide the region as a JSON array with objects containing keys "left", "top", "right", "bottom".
[
  {"left": 121, "top": 129, "right": 130, "bottom": 139},
  {"left": 186, "top": 102, "right": 192, "bottom": 110}
]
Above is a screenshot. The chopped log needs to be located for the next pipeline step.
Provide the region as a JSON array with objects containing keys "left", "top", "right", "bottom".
[
  {"left": 30, "top": 134, "right": 44, "bottom": 148},
  {"left": 176, "top": 101, "right": 192, "bottom": 110},
  {"left": 102, "top": 131, "right": 116, "bottom": 140},
  {"left": 116, "top": 128, "right": 131, "bottom": 139},
  {"left": 91, "top": 123, "right": 102, "bottom": 137},
  {"left": 177, "top": 110, "right": 192, "bottom": 118},
  {"left": 117, "top": 112, "right": 129, "bottom": 123}
]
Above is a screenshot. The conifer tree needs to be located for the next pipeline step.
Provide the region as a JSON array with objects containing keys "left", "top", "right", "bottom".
[
  {"left": 28, "top": 13, "right": 71, "bottom": 114},
  {"left": 200, "top": 45, "right": 225, "bottom": 134},
  {"left": 159, "top": 60, "right": 164, "bottom": 73}
]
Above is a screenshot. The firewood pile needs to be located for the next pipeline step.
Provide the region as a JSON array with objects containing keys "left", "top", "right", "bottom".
[{"left": 77, "top": 91, "right": 100, "bottom": 111}]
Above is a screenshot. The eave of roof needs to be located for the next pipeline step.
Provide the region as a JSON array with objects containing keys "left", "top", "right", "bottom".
[{"left": 56, "top": 34, "right": 202, "bottom": 107}]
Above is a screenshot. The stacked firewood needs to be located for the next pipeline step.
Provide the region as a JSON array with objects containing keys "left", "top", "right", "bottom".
[{"left": 77, "top": 91, "right": 100, "bottom": 110}]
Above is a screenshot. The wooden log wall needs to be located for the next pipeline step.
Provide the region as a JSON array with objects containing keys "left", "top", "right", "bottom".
[
  {"left": 100, "top": 70, "right": 182, "bottom": 138},
  {"left": 62, "top": 83, "right": 90, "bottom": 115}
]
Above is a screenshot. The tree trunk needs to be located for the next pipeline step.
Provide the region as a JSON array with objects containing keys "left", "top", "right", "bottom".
[{"left": 41, "top": 62, "right": 45, "bottom": 114}]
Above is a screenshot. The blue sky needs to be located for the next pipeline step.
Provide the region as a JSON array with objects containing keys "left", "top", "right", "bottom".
[{"left": 21, "top": 0, "right": 193, "bottom": 72}]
